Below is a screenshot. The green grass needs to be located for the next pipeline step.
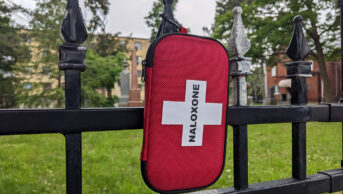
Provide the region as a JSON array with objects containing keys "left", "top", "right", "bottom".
[{"left": 0, "top": 122, "right": 341, "bottom": 194}]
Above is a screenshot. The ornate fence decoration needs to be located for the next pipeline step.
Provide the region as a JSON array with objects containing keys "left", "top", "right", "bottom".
[{"left": 1, "top": 0, "right": 343, "bottom": 193}]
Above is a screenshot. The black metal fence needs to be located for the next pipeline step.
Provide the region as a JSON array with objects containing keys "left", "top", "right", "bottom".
[{"left": 2, "top": 0, "right": 343, "bottom": 193}]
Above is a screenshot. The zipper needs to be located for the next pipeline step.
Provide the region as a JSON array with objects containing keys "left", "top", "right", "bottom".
[{"left": 142, "top": 32, "right": 229, "bottom": 81}]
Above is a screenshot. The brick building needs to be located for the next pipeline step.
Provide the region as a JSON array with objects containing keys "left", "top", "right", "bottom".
[{"left": 267, "top": 60, "right": 342, "bottom": 104}]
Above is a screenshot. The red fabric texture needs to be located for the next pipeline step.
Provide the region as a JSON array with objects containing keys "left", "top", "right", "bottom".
[
  {"left": 141, "top": 34, "right": 229, "bottom": 192},
  {"left": 179, "top": 26, "right": 188, "bottom": 34}
]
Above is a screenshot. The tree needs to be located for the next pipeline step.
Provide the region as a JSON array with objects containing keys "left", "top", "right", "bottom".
[
  {"left": 82, "top": 49, "right": 125, "bottom": 107},
  {"left": 145, "top": 0, "right": 179, "bottom": 40},
  {"left": 83, "top": 0, "right": 128, "bottom": 107},
  {"left": 84, "top": 0, "right": 125, "bottom": 58},
  {"left": 20, "top": 0, "right": 119, "bottom": 108},
  {"left": 247, "top": 67, "right": 263, "bottom": 103},
  {"left": 89, "top": 32, "right": 127, "bottom": 57},
  {"left": 85, "top": 0, "right": 110, "bottom": 33},
  {"left": 213, "top": 0, "right": 340, "bottom": 102},
  {"left": 203, "top": 0, "right": 247, "bottom": 36},
  {"left": 22, "top": 0, "right": 67, "bottom": 107},
  {"left": 0, "top": 0, "right": 31, "bottom": 108},
  {"left": 216, "top": 0, "right": 245, "bottom": 15}
]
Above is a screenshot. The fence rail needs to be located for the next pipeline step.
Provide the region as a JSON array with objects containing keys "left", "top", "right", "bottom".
[
  {"left": 0, "top": 104, "right": 342, "bottom": 136},
  {"left": 1, "top": 105, "right": 343, "bottom": 194},
  {"left": 2, "top": 0, "right": 343, "bottom": 193}
]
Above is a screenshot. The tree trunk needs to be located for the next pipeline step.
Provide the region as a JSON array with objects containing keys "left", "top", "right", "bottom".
[
  {"left": 260, "top": 59, "right": 268, "bottom": 104},
  {"left": 308, "top": 20, "right": 333, "bottom": 102},
  {"left": 107, "top": 88, "right": 112, "bottom": 98},
  {"left": 57, "top": 71, "right": 63, "bottom": 107},
  {"left": 313, "top": 42, "right": 333, "bottom": 102}
]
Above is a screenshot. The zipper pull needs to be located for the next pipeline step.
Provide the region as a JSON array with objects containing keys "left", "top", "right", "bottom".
[{"left": 141, "top": 59, "right": 147, "bottom": 82}]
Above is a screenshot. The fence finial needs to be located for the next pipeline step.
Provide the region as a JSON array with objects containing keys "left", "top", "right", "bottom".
[
  {"left": 285, "top": 15, "right": 311, "bottom": 181},
  {"left": 61, "top": 0, "right": 88, "bottom": 45},
  {"left": 228, "top": 6, "right": 251, "bottom": 190},
  {"left": 156, "top": 0, "right": 179, "bottom": 38},
  {"left": 228, "top": 6, "right": 252, "bottom": 105},
  {"left": 228, "top": 6, "right": 251, "bottom": 58},
  {"left": 59, "top": 0, "right": 88, "bottom": 72},
  {"left": 286, "top": 16, "right": 311, "bottom": 61}
]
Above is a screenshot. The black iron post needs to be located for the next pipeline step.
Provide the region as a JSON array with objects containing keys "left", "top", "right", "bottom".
[
  {"left": 338, "top": 0, "right": 343, "bottom": 168},
  {"left": 228, "top": 7, "right": 252, "bottom": 190},
  {"left": 286, "top": 16, "right": 312, "bottom": 180},
  {"left": 316, "top": 72, "right": 322, "bottom": 104},
  {"left": 339, "top": 0, "right": 343, "bottom": 101},
  {"left": 156, "top": 0, "right": 179, "bottom": 38},
  {"left": 59, "top": 0, "right": 88, "bottom": 193}
]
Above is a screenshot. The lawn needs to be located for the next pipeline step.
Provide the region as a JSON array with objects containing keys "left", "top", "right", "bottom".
[{"left": 0, "top": 122, "right": 341, "bottom": 194}]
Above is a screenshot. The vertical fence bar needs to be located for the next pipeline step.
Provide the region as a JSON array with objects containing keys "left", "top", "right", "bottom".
[
  {"left": 338, "top": 0, "right": 343, "bottom": 168},
  {"left": 157, "top": 0, "right": 179, "bottom": 38},
  {"left": 286, "top": 16, "right": 312, "bottom": 180},
  {"left": 228, "top": 7, "right": 252, "bottom": 190},
  {"left": 59, "top": 0, "right": 88, "bottom": 193}
]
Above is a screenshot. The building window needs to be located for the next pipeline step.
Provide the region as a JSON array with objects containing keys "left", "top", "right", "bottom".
[
  {"left": 310, "top": 61, "right": 314, "bottom": 72},
  {"left": 274, "top": 85, "right": 280, "bottom": 95},
  {"left": 120, "top": 40, "right": 126, "bottom": 49},
  {"left": 42, "top": 66, "right": 51, "bottom": 75},
  {"left": 24, "top": 66, "right": 33, "bottom": 74},
  {"left": 137, "top": 70, "right": 142, "bottom": 77},
  {"left": 26, "top": 37, "right": 32, "bottom": 43},
  {"left": 24, "top": 83, "right": 32, "bottom": 90},
  {"left": 307, "top": 84, "right": 312, "bottom": 90},
  {"left": 42, "top": 50, "right": 49, "bottom": 57},
  {"left": 137, "top": 56, "right": 142, "bottom": 65},
  {"left": 271, "top": 66, "right": 277, "bottom": 77},
  {"left": 134, "top": 42, "right": 142, "bottom": 51},
  {"left": 282, "top": 94, "right": 287, "bottom": 101},
  {"left": 43, "top": 83, "right": 52, "bottom": 92}
]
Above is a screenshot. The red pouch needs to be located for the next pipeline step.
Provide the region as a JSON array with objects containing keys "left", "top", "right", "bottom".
[{"left": 141, "top": 33, "right": 229, "bottom": 193}]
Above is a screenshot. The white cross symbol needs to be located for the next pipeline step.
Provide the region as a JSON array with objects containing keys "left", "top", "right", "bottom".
[{"left": 162, "top": 80, "right": 223, "bottom": 146}]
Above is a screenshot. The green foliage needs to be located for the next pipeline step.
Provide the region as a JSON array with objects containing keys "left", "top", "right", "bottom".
[
  {"left": 0, "top": 0, "right": 31, "bottom": 108},
  {"left": 214, "top": 0, "right": 340, "bottom": 101},
  {"left": 0, "top": 2, "right": 30, "bottom": 71},
  {"left": 247, "top": 67, "right": 263, "bottom": 101},
  {"left": 0, "top": 122, "right": 340, "bottom": 193},
  {"left": 19, "top": 0, "right": 67, "bottom": 108},
  {"left": 85, "top": 0, "right": 110, "bottom": 32},
  {"left": 88, "top": 32, "right": 127, "bottom": 57},
  {"left": 0, "top": 77, "right": 17, "bottom": 108},
  {"left": 214, "top": 0, "right": 339, "bottom": 63},
  {"left": 82, "top": 49, "right": 125, "bottom": 107},
  {"left": 145, "top": 0, "right": 179, "bottom": 40},
  {"left": 17, "top": 0, "right": 121, "bottom": 108},
  {"left": 215, "top": 0, "right": 246, "bottom": 16}
]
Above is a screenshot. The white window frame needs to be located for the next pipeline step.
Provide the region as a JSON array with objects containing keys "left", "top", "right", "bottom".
[
  {"left": 274, "top": 85, "right": 280, "bottom": 95},
  {"left": 271, "top": 66, "right": 277, "bottom": 77},
  {"left": 134, "top": 42, "right": 142, "bottom": 51}
]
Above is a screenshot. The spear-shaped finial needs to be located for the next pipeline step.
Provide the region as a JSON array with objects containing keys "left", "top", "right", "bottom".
[
  {"left": 228, "top": 6, "right": 251, "bottom": 58},
  {"left": 228, "top": 6, "right": 252, "bottom": 107},
  {"left": 60, "top": 0, "right": 88, "bottom": 45},
  {"left": 157, "top": 0, "right": 179, "bottom": 37},
  {"left": 286, "top": 16, "right": 311, "bottom": 61},
  {"left": 59, "top": 0, "right": 87, "bottom": 72}
]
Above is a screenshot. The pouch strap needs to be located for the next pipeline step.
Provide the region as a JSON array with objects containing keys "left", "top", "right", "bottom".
[{"left": 156, "top": 0, "right": 187, "bottom": 38}]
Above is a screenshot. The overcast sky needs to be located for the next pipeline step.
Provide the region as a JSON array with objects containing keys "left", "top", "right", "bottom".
[{"left": 10, "top": 0, "right": 216, "bottom": 39}]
